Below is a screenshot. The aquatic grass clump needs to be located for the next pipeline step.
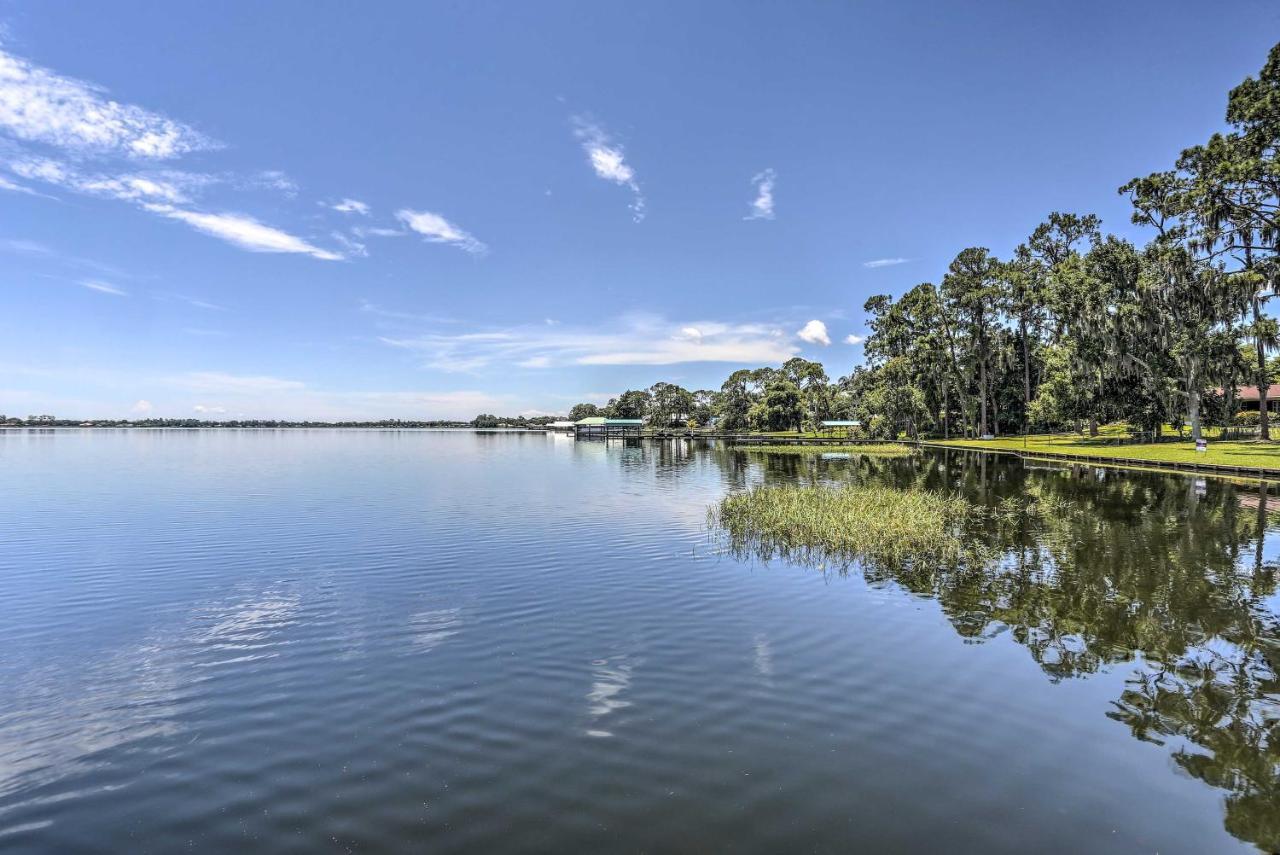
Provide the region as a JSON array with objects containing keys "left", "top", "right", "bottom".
[
  {"left": 709, "top": 483, "right": 977, "bottom": 569},
  {"left": 736, "top": 443, "right": 915, "bottom": 457}
]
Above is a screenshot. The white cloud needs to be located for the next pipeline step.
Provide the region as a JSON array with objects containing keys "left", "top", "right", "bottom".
[
  {"left": 0, "top": 237, "right": 51, "bottom": 255},
  {"left": 517, "top": 356, "right": 551, "bottom": 369},
  {"left": 251, "top": 170, "right": 296, "bottom": 194},
  {"left": 176, "top": 295, "right": 224, "bottom": 311},
  {"left": 844, "top": 334, "right": 865, "bottom": 345},
  {"left": 81, "top": 279, "right": 127, "bottom": 296},
  {"left": 0, "top": 47, "right": 215, "bottom": 158},
  {"left": 745, "top": 168, "right": 775, "bottom": 220},
  {"left": 9, "top": 156, "right": 215, "bottom": 205},
  {"left": 354, "top": 226, "right": 405, "bottom": 238},
  {"left": 797, "top": 319, "right": 831, "bottom": 346},
  {"left": 330, "top": 198, "right": 370, "bottom": 215},
  {"left": 0, "top": 173, "right": 36, "bottom": 194},
  {"left": 331, "top": 231, "right": 368, "bottom": 258},
  {"left": 7, "top": 157, "right": 345, "bottom": 262},
  {"left": 395, "top": 209, "right": 486, "bottom": 254},
  {"left": 571, "top": 116, "right": 645, "bottom": 222},
  {"left": 863, "top": 257, "right": 910, "bottom": 268},
  {"left": 378, "top": 315, "right": 798, "bottom": 372},
  {"left": 12, "top": 159, "right": 341, "bottom": 261},
  {"left": 130, "top": 399, "right": 153, "bottom": 414},
  {"left": 176, "top": 372, "right": 307, "bottom": 394},
  {"left": 193, "top": 404, "right": 227, "bottom": 414},
  {"left": 143, "top": 204, "right": 343, "bottom": 260}
]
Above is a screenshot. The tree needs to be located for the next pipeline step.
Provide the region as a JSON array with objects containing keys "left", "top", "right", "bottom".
[
  {"left": 568, "top": 403, "right": 600, "bottom": 421},
  {"left": 690, "top": 390, "right": 717, "bottom": 426},
  {"left": 1125, "top": 235, "right": 1244, "bottom": 443},
  {"left": 716, "top": 370, "right": 757, "bottom": 432},
  {"left": 1166, "top": 46, "right": 1280, "bottom": 438},
  {"left": 647, "top": 382, "right": 695, "bottom": 427},
  {"left": 942, "top": 247, "right": 1003, "bottom": 436},
  {"left": 604, "top": 390, "right": 651, "bottom": 420},
  {"left": 857, "top": 357, "right": 929, "bottom": 439},
  {"left": 748, "top": 378, "right": 803, "bottom": 432},
  {"left": 781, "top": 357, "right": 830, "bottom": 430},
  {"left": 1009, "top": 212, "right": 1102, "bottom": 426}
]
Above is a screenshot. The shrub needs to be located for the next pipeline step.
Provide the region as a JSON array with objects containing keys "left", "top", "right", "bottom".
[{"left": 1236, "top": 410, "right": 1262, "bottom": 426}]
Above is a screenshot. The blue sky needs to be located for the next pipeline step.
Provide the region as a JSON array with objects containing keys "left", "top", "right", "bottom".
[{"left": 1, "top": 1, "right": 1276, "bottom": 420}]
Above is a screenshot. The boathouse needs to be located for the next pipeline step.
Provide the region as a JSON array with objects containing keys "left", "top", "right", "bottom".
[
  {"left": 574, "top": 417, "right": 645, "bottom": 438},
  {"left": 819, "top": 419, "right": 862, "bottom": 437}
]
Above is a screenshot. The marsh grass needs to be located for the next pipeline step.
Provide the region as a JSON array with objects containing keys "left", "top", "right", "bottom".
[
  {"left": 710, "top": 483, "right": 978, "bottom": 569},
  {"left": 736, "top": 443, "right": 915, "bottom": 456}
]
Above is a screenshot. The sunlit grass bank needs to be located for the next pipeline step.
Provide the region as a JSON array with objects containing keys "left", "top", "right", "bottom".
[
  {"left": 932, "top": 433, "right": 1280, "bottom": 470},
  {"left": 710, "top": 484, "right": 974, "bottom": 567},
  {"left": 736, "top": 443, "right": 914, "bottom": 456}
]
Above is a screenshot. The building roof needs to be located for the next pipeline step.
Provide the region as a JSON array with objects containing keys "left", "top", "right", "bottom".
[
  {"left": 1223, "top": 385, "right": 1280, "bottom": 401},
  {"left": 576, "top": 417, "right": 644, "bottom": 426}
]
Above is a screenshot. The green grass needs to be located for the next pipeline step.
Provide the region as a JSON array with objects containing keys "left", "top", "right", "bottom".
[
  {"left": 710, "top": 483, "right": 975, "bottom": 568},
  {"left": 932, "top": 431, "right": 1280, "bottom": 470},
  {"left": 735, "top": 442, "right": 914, "bottom": 456}
]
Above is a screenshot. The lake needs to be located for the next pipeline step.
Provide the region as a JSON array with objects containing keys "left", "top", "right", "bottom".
[{"left": 2, "top": 429, "right": 1278, "bottom": 853}]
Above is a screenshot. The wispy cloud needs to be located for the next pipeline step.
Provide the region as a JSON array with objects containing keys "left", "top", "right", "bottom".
[
  {"left": 517, "top": 356, "right": 551, "bottom": 369},
  {"left": 0, "top": 49, "right": 347, "bottom": 264},
  {"left": 745, "top": 168, "right": 775, "bottom": 220},
  {"left": 0, "top": 237, "right": 51, "bottom": 255},
  {"left": 152, "top": 292, "right": 225, "bottom": 311},
  {"left": 0, "top": 47, "right": 215, "bottom": 158},
  {"left": 9, "top": 156, "right": 340, "bottom": 260},
  {"left": 331, "top": 231, "right": 368, "bottom": 258},
  {"left": 9, "top": 156, "right": 206, "bottom": 203},
  {"left": 176, "top": 372, "right": 307, "bottom": 394},
  {"left": 81, "top": 279, "right": 127, "bottom": 296},
  {"left": 863, "top": 257, "right": 910, "bottom": 268},
  {"left": 796, "top": 319, "right": 831, "bottom": 346},
  {"left": 142, "top": 204, "right": 343, "bottom": 260},
  {"left": 330, "top": 198, "right": 370, "bottom": 215},
  {"left": 0, "top": 173, "right": 37, "bottom": 195},
  {"left": 844, "top": 333, "right": 865, "bottom": 345},
  {"left": 395, "top": 209, "right": 486, "bottom": 254},
  {"left": 193, "top": 404, "right": 227, "bottom": 414},
  {"left": 249, "top": 170, "right": 296, "bottom": 194},
  {"left": 176, "top": 295, "right": 224, "bottom": 311},
  {"left": 378, "top": 314, "right": 798, "bottom": 373},
  {"left": 571, "top": 116, "right": 645, "bottom": 222}
]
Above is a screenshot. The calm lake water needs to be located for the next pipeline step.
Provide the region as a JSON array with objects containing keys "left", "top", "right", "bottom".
[{"left": 3, "top": 429, "right": 1280, "bottom": 853}]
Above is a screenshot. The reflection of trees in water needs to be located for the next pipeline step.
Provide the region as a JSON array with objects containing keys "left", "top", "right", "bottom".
[{"left": 712, "top": 446, "right": 1280, "bottom": 851}]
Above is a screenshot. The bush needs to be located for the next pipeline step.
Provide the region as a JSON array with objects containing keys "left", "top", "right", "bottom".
[{"left": 1235, "top": 410, "right": 1262, "bottom": 426}]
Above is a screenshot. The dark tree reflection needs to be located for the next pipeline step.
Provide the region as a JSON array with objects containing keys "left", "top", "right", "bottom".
[{"left": 713, "top": 447, "right": 1280, "bottom": 851}]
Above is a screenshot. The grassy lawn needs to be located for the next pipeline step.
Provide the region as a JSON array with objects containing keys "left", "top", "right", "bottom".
[
  {"left": 735, "top": 443, "right": 914, "bottom": 456},
  {"left": 932, "top": 432, "right": 1280, "bottom": 470}
]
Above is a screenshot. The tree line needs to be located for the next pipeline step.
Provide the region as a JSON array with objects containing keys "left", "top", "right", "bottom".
[{"left": 568, "top": 42, "right": 1280, "bottom": 442}]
